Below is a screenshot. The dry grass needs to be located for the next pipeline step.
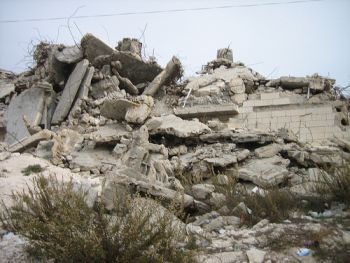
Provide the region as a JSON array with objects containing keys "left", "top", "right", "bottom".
[
  {"left": 313, "top": 164, "right": 350, "bottom": 205},
  {"left": 0, "top": 175, "right": 195, "bottom": 263}
]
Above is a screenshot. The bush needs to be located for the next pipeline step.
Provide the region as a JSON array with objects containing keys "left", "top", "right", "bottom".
[
  {"left": 213, "top": 176, "right": 297, "bottom": 224},
  {"left": 313, "top": 164, "right": 350, "bottom": 205},
  {"left": 21, "top": 164, "right": 43, "bottom": 176},
  {"left": 0, "top": 175, "right": 195, "bottom": 263}
]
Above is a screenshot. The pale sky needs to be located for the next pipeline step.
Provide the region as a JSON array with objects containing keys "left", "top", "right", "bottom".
[{"left": 0, "top": 0, "right": 349, "bottom": 87}]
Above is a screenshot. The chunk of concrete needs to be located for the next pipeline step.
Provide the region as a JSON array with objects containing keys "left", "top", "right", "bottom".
[
  {"left": 143, "top": 56, "right": 182, "bottom": 96},
  {"left": 124, "top": 96, "right": 154, "bottom": 124},
  {"left": 100, "top": 98, "right": 138, "bottom": 120},
  {"left": 146, "top": 114, "right": 211, "bottom": 138},
  {"left": 55, "top": 46, "right": 83, "bottom": 64},
  {"left": 0, "top": 83, "right": 15, "bottom": 99},
  {"left": 81, "top": 34, "right": 115, "bottom": 62},
  {"left": 246, "top": 248, "right": 266, "bottom": 263},
  {"left": 238, "top": 156, "right": 290, "bottom": 187},
  {"left": 191, "top": 184, "right": 215, "bottom": 200},
  {"left": 51, "top": 59, "right": 89, "bottom": 124},
  {"left": 5, "top": 87, "right": 46, "bottom": 145},
  {"left": 254, "top": 143, "right": 282, "bottom": 158},
  {"left": 9, "top": 129, "right": 54, "bottom": 153},
  {"left": 174, "top": 104, "right": 239, "bottom": 119},
  {"left": 229, "top": 77, "right": 245, "bottom": 94},
  {"left": 69, "top": 66, "right": 95, "bottom": 118}
]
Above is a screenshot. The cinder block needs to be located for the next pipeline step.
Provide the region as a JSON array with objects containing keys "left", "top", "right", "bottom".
[{"left": 272, "top": 97, "right": 290, "bottom": 105}]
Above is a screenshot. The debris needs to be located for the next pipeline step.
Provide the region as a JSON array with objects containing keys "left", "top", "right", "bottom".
[
  {"left": 9, "top": 129, "right": 54, "bottom": 153},
  {"left": 143, "top": 56, "right": 182, "bottom": 96},
  {"left": 51, "top": 59, "right": 89, "bottom": 124},
  {"left": 174, "top": 104, "right": 239, "bottom": 119},
  {"left": 296, "top": 248, "right": 311, "bottom": 257},
  {"left": 146, "top": 114, "right": 211, "bottom": 138}
]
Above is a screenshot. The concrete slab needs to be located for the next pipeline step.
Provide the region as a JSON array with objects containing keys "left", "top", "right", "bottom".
[
  {"left": 51, "top": 59, "right": 89, "bottom": 124},
  {"left": 174, "top": 104, "right": 239, "bottom": 118},
  {"left": 5, "top": 87, "right": 46, "bottom": 145}
]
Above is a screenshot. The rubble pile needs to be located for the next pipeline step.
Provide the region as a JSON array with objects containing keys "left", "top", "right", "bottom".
[{"left": 1, "top": 34, "right": 350, "bottom": 262}]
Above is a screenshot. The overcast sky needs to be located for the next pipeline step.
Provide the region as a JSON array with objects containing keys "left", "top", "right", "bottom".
[{"left": 0, "top": 0, "right": 349, "bottom": 87}]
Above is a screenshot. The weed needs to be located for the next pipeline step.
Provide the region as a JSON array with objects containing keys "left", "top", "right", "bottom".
[
  {"left": 313, "top": 164, "right": 350, "bottom": 205},
  {"left": 0, "top": 175, "right": 195, "bottom": 262},
  {"left": 21, "top": 164, "right": 43, "bottom": 176}
]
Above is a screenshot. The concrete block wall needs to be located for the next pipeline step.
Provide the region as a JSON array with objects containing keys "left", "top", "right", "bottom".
[{"left": 229, "top": 92, "right": 350, "bottom": 142}]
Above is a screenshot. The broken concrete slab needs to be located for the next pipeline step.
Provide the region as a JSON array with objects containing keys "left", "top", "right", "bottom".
[
  {"left": 238, "top": 155, "right": 290, "bottom": 187},
  {"left": 86, "top": 123, "right": 131, "bottom": 144},
  {"left": 200, "top": 130, "right": 275, "bottom": 144},
  {"left": 254, "top": 143, "right": 282, "bottom": 158},
  {"left": 146, "top": 114, "right": 211, "bottom": 138},
  {"left": 51, "top": 59, "right": 89, "bottom": 124},
  {"left": 217, "top": 48, "right": 233, "bottom": 62},
  {"left": 174, "top": 104, "right": 239, "bottom": 119},
  {"left": 124, "top": 95, "right": 154, "bottom": 124},
  {"left": 69, "top": 66, "right": 95, "bottom": 119},
  {"left": 267, "top": 75, "right": 335, "bottom": 91},
  {"left": 54, "top": 46, "right": 83, "bottom": 64},
  {"left": 9, "top": 129, "right": 54, "bottom": 153},
  {"left": 0, "top": 82, "right": 15, "bottom": 99},
  {"left": 5, "top": 87, "right": 47, "bottom": 145},
  {"left": 100, "top": 98, "right": 138, "bottom": 120},
  {"left": 81, "top": 34, "right": 115, "bottom": 62},
  {"left": 143, "top": 56, "right": 182, "bottom": 96}
]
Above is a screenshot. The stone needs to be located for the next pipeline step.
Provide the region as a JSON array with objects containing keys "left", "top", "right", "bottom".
[
  {"left": 238, "top": 156, "right": 290, "bottom": 187},
  {"left": 81, "top": 34, "right": 115, "bottom": 62},
  {"left": 229, "top": 78, "right": 245, "bottom": 94},
  {"left": 5, "top": 87, "right": 47, "bottom": 145},
  {"left": 0, "top": 83, "right": 15, "bottom": 99},
  {"left": 124, "top": 96, "right": 154, "bottom": 124},
  {"left": 35, "top": 140, "right": 54, "bottom": 159},
  {"left": 200, "top": 130, "right": 275, "bottom": 144},
  {"left": 70, "top": 149, "right": 116, "bottom": 171},
  {"left": 237, "top": 149, "right": 250, "bottom": 161},
  {"left": 185, "top": 75, "right": 216, "bottom": 91},
  {"left": 87, "top": 123, "right": 130, "bottom": 144},
  {"left": 54, "top": 46, "right": 83, "bottom": 64},
  {"left": 204, "top": 155, "right": 237, "bottom": 167},
  {"left": 100, "top": 98, "right": 138, "bottom": 120},
  {"left": 51, "top": 59, "right": 89, "bottom": 124},
  {"left": 146, "top": 114, "right": 211, "bottom": 138},
  {"left": 143, "top": 56, "right": 182, "bottom": 96},
  {"left": 69, "top": 66, "right": 95, "bottom": 118},
  {"left": 254, "top": 143, "right": 282, "bottom": 158},
  {"left": 191, "top": 184, "right": 215, "bottom": 200},
  {"left": 90, "top": 76, "right": 119, "bottom": 99},
  {"left": 246, "top": 248, "right": 266, "bottom": 263},
  {"left": 213, "top": 66, "right": 259, "bottom": 83},
  {"left": 9, "top": 129, "right": 54, "bottom": 153}
]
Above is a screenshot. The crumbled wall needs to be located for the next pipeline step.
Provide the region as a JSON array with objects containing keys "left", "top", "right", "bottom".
[{"left": 229, "top": 91, "right": 350, "bottom": 142}]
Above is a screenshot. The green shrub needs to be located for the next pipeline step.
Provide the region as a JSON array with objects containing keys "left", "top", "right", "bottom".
[
  {"left": 0, "top": 175, "right": 195, "bottom": 263},
  {"left": 21, "top": 164, "right": 43, "bottom": 176}
]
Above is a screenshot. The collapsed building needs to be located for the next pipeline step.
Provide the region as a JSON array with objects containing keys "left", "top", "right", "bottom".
[{"left": 0, "top": 34, "right": 350, "bottom": 261}]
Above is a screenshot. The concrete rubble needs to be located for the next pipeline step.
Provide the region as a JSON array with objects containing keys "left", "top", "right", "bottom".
[{"left": 1, "top": 34, "right": 350, "bottom": 262}]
